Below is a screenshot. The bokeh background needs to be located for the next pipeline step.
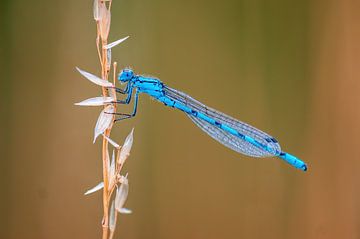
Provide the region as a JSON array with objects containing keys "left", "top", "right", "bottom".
[{"left": 1, "top": 0, "right": 360, "bottom": 238}]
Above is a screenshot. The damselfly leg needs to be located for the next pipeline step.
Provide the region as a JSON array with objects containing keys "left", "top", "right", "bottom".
[{"left": 107, "top": 90, "right": 139, "bottom": 122}]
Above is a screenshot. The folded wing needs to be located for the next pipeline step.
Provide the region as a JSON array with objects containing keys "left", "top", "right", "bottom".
[{"left": 163, "top": 86, "right": 281, "bottom": 157}]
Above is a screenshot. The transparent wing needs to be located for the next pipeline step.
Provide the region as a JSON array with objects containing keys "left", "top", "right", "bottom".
[
  {"left": 187, "top": 114, "right": 272, "bottom": 157},
  {"left": 163, "top": 86, "right": 281, "bottom": 157}
]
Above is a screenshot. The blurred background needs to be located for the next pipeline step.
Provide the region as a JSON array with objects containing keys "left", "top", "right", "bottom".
[{"left": 1, "top": 0, "right": 359, "bottom": 238}]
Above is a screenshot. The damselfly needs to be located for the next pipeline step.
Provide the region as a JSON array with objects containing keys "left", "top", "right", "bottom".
[{"left": 112, "top": 68, "right": 307, "bottom": 171}]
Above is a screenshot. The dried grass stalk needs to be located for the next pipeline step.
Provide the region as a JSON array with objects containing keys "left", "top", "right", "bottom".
[{"left": 76, "top": 1, "right": 132, "bottom": 238}]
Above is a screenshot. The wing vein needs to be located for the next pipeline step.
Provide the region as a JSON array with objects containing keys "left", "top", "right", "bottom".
[{"left": 163, "top": 85, "right": 281, "bottom": 157}]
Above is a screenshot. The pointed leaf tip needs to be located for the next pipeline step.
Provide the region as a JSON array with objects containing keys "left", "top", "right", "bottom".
[
  {"left": 84, "top": 182, "right": 104, "bottom": 195},
  {"left": 119, "top": 208, "right": 132, "bottom": 214},
  {"left": 119, "top": 128, "right": 134, "bottom": 164},
  {"left": 76, "top": 67, "right": 113, "bottom": 87},
  {"left": 75, "top": 96, "right": 114, "bottom": 106},
  {"left": 93, "top": 0, "right": 101, "bottom": 21},
  {"left": 103, "top": 36, "right": 130, "bottom": 49},
  {"left": 103, "top": 134, "right": 120, "bottom": 149}
]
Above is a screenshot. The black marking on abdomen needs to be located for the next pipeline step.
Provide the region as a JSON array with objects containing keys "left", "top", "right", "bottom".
[
  {"left": 214, "top": 121, "right": 222, "bottom": 127},
  {"left": 191, "top": 110, "right": 198, "bottom": 116},
  {"left": 237, "top": 132, "right": 245, "bottom": 140}
]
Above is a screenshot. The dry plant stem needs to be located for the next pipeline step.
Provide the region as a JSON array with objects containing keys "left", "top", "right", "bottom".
[
  {"left": 99, "top": 5, "right": 111, "bottom": 238},
  {"left": 101, "top": 43, "right": 111, "bottom": 239},
  {"left": 96, "top": 22, "right": 103, "bottom": 66},
  {"left": 102, "top": 138, "right": 110, "bottom": 239},
  {"left": 93, "top": 1, "right": 128, "bottom": 238},
  {"left": 76, "top": 0, "right": 131, "bottom": 238}
]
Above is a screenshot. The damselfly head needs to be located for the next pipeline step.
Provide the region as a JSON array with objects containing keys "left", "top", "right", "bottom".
[{"left": 118, "top": 68, "right": 134, "bottom": 82}]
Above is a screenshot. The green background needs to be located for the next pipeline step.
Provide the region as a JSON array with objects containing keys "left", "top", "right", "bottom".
[{"left": 1, "top": 0, "right": 360, "bottom": 238}]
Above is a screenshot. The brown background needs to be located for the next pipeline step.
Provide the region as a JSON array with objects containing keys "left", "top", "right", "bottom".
[{"left": 1, "top": 0, "right": 360, "bottom": 238}]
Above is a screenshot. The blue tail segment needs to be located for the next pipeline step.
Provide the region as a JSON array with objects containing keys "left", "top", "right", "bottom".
[{"left": 278, "top": 152, "right": 307, "bottom": 171}]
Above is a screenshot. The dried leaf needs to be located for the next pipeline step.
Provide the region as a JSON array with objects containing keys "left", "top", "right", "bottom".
[
  {"left": 84, "top": 182, "right": 104, "bottom": 195},
  {"left": 99, "top": 4, "right": 111, "bottom": 40},
  {"left": 119, "top": 174, "right": 128, "bottom": 184},
  {"left": 106, "top": 48, "right": 111, "bottom": 70},
  {"left": 103, "top": 36, "right": 129, "bottom": 49},
  {"left": 109, "top": 200, "right": 117, "bottom": 231},
  {"left": 94, "top": 105, "right": 115, "bottom": 143},
  {"left": 119, "top": 208, "right": 132, "bottom": 214},
  {"left": 93, "top": 0, "right": 102, "bottom": 21},
  {"left": 103, "top": 134, "right": 120, "bottom": 149},
  {"left": 98, "top": 2, "right": 107, "bottom": 21},
  {"left": 119, "top": 128, "right": 134, "bottom": 165},
  {"left": 108, "top": 149, "right": 116, "bottom": 185},
  {"left": 76, "top": 67, "right": 113, "bottom": 87},
  {"left": 115, "top": 175, "right": 129, "bottom": 212},
  {"left": 75, "top": 96, "right": 114, "bottom": 106}
]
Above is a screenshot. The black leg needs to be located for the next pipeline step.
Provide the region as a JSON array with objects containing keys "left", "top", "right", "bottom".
[
  {"left": 112, "top": 86, "right": 133, "bottom": 104},
  {"left": 107, "top": 82, "right": 130, "bottom": 94},
  {"left": 113, "top": 91, "right": 139, "bottom": 122}
]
